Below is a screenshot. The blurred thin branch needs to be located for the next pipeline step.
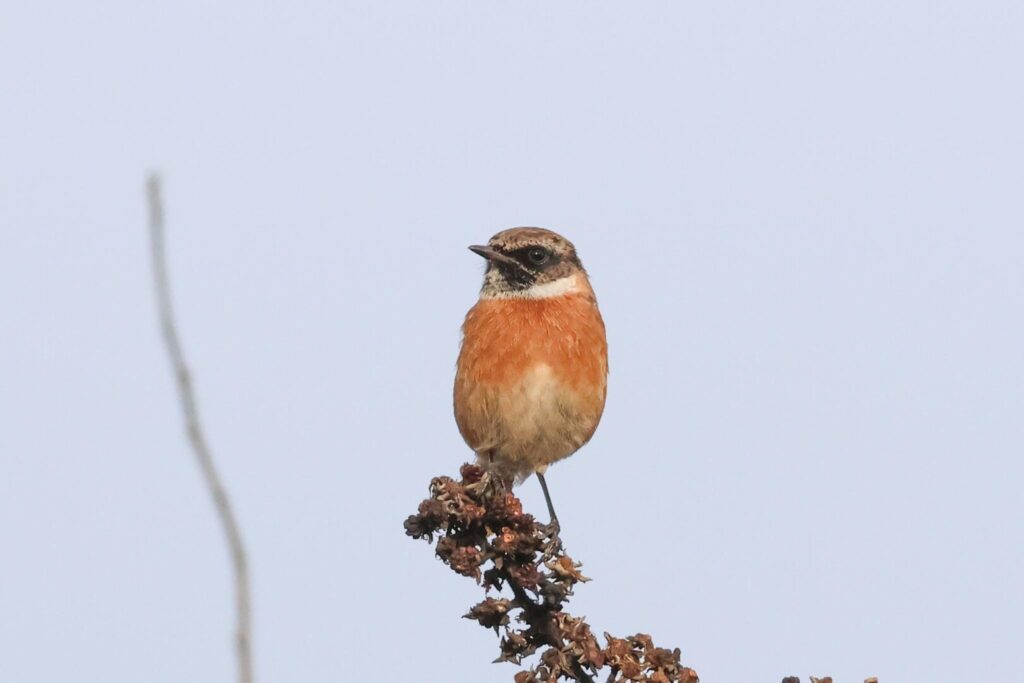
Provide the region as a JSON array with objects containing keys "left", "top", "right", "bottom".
[{"left": 146, "top": 174, "right": 254, "bottom": 683}]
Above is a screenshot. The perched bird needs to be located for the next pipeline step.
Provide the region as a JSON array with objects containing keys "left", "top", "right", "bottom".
[{"left": 454, "top": 227, "right": 608, "bottom": 529}]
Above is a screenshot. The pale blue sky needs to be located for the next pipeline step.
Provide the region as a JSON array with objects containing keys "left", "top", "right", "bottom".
[{"left": 2, "top": 2, "right": 1022, "bottom": 681}]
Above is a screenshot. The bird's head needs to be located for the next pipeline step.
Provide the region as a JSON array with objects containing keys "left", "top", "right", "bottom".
[{"left": 469, "top": 227, "right": 589, "bottom": 300}]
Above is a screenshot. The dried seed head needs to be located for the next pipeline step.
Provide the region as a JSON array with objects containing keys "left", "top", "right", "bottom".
[{"left": 407, "top": 464, "right": 698, "bottom": 682}]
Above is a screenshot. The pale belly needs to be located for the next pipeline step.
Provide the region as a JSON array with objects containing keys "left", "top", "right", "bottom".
[{"left": 455, "top": 363, "right": 597, "bottom": 478}]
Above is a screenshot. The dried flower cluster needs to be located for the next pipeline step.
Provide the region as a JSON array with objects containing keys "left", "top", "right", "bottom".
[
  {"left": 783, "top": 676, "right": 878, "bottom": 682},
  {"left": 405, "top": 463, "right": 699, "bottom": 683}
]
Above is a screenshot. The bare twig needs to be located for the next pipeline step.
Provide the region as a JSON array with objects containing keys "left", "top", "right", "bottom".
[{"left": 146, "top": 174, "right": 254, "bottom": 683}]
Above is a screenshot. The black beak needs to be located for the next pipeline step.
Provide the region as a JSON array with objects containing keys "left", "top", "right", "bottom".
[{"left": 468, "top": 244, "right": 520, "bottom": 268}]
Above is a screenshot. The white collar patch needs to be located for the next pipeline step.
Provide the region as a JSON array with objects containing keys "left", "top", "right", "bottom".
[{"left": 479, "top": 274, "right": 582, "bottom": 300}]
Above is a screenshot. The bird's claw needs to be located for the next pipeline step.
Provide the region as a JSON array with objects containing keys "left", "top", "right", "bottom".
[{"left": 541, "top": 520, "right": 563, "bottom": 560}]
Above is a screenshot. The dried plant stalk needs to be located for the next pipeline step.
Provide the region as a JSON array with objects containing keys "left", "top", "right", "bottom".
[
  {"left": 146, "top": 174, "right": 254, "bottom": 683},
  {"left": 405, "top": 464, "right": 698, "bottom": 683}
]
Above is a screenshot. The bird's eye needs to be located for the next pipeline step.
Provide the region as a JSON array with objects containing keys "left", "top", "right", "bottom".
[{"left": 527, "top": 247, "right": 550, "bottom": 266}]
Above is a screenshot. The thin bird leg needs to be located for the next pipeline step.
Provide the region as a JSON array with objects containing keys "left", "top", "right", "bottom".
[
  {"left": 536, "top": 471, "right": 561, "bottom": 540},
  {"left": 536, "top": 472, "right": 559, "bottom": 529},
  {"left": 536, "top": 472, "right": 564, "bottom": 559}
]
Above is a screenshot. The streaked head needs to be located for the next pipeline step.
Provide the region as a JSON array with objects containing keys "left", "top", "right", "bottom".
[{"left": 469, "top": 227, "right": 589, "bottom": 299}]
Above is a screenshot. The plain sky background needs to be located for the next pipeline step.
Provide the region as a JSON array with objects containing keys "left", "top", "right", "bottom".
[{"left": 2, "top": 2, "right": 1022, "bottom": 681}]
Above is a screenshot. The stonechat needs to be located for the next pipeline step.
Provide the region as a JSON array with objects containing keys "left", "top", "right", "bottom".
[{"left": 454, "top": 227, "right": 608, "bottom": 528}]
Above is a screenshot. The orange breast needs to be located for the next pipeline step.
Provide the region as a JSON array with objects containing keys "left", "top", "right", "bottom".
[{"left": 453, "top": 293, "right": 608, "bottom": 475}]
